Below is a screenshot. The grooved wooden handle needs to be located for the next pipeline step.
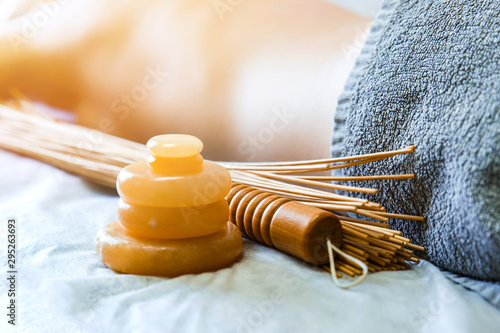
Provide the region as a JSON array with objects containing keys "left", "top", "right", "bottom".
[{"left": 226, "top": 184, "right": 343, "bottom": 265}]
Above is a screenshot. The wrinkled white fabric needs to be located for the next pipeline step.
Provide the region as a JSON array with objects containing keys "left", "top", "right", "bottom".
[{"left": 1, "top": 150, "right": 499, "bottom": 333}]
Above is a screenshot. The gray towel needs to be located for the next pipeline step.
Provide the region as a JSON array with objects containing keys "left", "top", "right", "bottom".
[{"left": 331, "top": 0, "right": 500, "bottom": 284}]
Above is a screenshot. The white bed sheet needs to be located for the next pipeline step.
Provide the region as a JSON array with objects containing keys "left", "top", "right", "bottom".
[{"left": 1, "top": 149, "right": 499, "bottom": 333}]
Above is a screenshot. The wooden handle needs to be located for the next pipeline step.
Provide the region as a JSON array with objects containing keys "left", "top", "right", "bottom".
[{"left": 226, "top": 184, "right": 343, "bottom": 265}]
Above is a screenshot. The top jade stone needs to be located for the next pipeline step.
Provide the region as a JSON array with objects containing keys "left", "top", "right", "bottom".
[{"left": 146, "top": 134, "right": 204, "bottom": 158}]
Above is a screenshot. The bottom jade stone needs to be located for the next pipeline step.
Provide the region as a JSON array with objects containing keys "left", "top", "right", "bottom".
[{"left": 95, "top": 221, "right": 242, "bottom": 277}]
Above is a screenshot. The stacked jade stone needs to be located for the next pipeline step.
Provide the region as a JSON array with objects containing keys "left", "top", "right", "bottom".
[{"left": 95, "top": 134, "right": 242, "bottom": 277}]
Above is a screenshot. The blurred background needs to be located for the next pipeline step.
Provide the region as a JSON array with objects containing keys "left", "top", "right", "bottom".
[{"left": 0, "top": 0, "right": 383, "bottom": 161}]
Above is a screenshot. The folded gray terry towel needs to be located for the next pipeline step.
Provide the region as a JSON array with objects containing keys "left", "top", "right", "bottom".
[{"left": 331, "top": 0, "right": 500, "bottom": 282}]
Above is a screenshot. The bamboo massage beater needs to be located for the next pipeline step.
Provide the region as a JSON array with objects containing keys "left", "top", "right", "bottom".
[
  {"left": 226, "top": 184, "right": 343, "bottom": 265},
  {"left": 226, "top": 183, "right": 368, "bottom": 288}
]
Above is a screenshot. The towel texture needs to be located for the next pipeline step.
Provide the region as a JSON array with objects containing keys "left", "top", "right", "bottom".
[{"left": 331, "top": 0, "right": 500, "bottom": 281}]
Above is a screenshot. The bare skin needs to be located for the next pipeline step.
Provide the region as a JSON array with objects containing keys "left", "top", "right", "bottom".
[{"left": 0, "top": 0, "right": 370, "bottom": 161}]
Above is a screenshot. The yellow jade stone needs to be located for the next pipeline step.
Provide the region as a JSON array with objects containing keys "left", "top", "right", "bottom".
[
  {"left": 96, "top": 134, "right": 241, "bottom": 277},
  {"left": 117, "top": 199, "right": 229, "bottom": 239},
  {"left": 146, "top": 134, "right": 203, "bottom": 158},
  {"left": 117, "top": 161, "right": 231, "bottom": 207},
  {"left": 117, "top": 135, "right": 231, "bottom": 207},
  {"left": 96, "top": 221, "right": 242, "bottom": 277}
]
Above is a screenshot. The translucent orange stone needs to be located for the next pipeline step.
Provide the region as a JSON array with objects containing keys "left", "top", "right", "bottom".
[
  {"left": 95, "top": 221, "right": 242, "bottom": 277},
  {"left": 96, "top": 134, "right": 241, "bottom": 277},
  {"left": 147, "top": 134, "right": 203, "bottom": 158},
  {"left": 116, "top": 160, "right": 231, "bottom": 207},
  {"left": 117, "top": 134, "right": 231, "bottom": 207},
  {"left": 116, "top": 199, "right": 229, "bottom": 239}
]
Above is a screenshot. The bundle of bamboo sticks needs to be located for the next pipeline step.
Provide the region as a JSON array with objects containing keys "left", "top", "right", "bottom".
[{"left": 0, "top": 101, "right": 425, "bottom": 280}]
